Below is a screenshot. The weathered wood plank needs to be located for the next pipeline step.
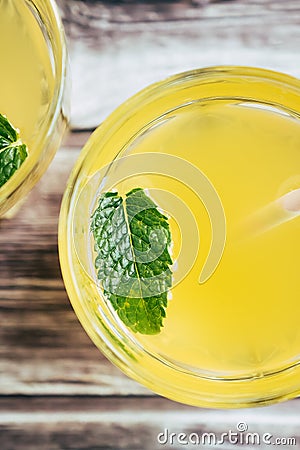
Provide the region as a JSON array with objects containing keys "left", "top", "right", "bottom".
[
  {"left": 58, "top": 0, "right": 300, "bottom": 28},
  {"left": 56, "top": 0, "right": 300, "bottom": 129},
  {"left": 0, "top": 143, "right": 148, "bottom": 396},
  {"left": 1, "top": 396, "right": 300, "bottom": 450}
]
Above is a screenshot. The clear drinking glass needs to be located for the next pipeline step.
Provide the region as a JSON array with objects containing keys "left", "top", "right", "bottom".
[
  {"left": 0, "top": 0, "right": 68, "bottom": 216},
  {"left": 59, "top": 66, "right": 300, "bottom": 408}
]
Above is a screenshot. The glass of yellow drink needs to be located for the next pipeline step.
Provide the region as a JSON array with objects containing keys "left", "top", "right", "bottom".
[
  {"left": 0, "top": 0, "right": 68, "bottom": 216},
  {"left": 59, "top": 66, "right": 300, "bottom": 408}
]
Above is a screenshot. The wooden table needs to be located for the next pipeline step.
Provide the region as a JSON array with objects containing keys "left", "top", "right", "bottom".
[{"left": 2, "top": 1, "right": 300, "bottom": 448}]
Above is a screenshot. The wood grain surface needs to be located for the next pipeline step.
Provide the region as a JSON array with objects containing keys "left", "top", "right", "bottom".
[
  {"left": 2, "top": 1, "right": 300, "bottom": 449},
  {"left": 57, "top": 0, "right": 300, "bottom": 129},
  {"left": 1, "top": 396, "right": 300, "bottom": 449}
]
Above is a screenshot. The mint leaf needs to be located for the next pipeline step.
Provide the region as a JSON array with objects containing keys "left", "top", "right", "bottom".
[
  {"left": 91, "top": 188, "right": 173, "bottom": 335},
  {"left": 0, "top": 114, "right": 28, "bottom": 188}
]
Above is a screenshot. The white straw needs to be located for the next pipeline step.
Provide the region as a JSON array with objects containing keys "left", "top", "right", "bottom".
[{"left": 239, "top": 189, "right": 300, "bottom": 239}]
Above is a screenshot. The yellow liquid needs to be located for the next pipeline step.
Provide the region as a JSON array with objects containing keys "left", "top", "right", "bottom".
[
  {"left": 91, "top": 100, "right": 300, "bottom": 377},
  {"left": 0, "top": 0, "right": 54, "bottom": 156}
]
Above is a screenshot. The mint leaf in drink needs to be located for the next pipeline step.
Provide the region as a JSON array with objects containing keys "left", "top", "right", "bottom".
[
  {"left": 91, "top": 188, "right": 173, "bottom": 335},
  {"left": 0, "top": 114, "right": 28, "bottom": 188}
]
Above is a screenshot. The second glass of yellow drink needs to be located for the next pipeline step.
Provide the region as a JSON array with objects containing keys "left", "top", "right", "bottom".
[{"left": 0, "top": 0, "right": 68, "bottom": 216}]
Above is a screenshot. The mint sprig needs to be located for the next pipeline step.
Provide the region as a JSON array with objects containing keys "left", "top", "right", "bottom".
[
  {"left": 0, "top": 114, "right": 28, "bottom": 188},
  {"left": 91, "top": 188, "right": 173, "bottom": 335}
]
